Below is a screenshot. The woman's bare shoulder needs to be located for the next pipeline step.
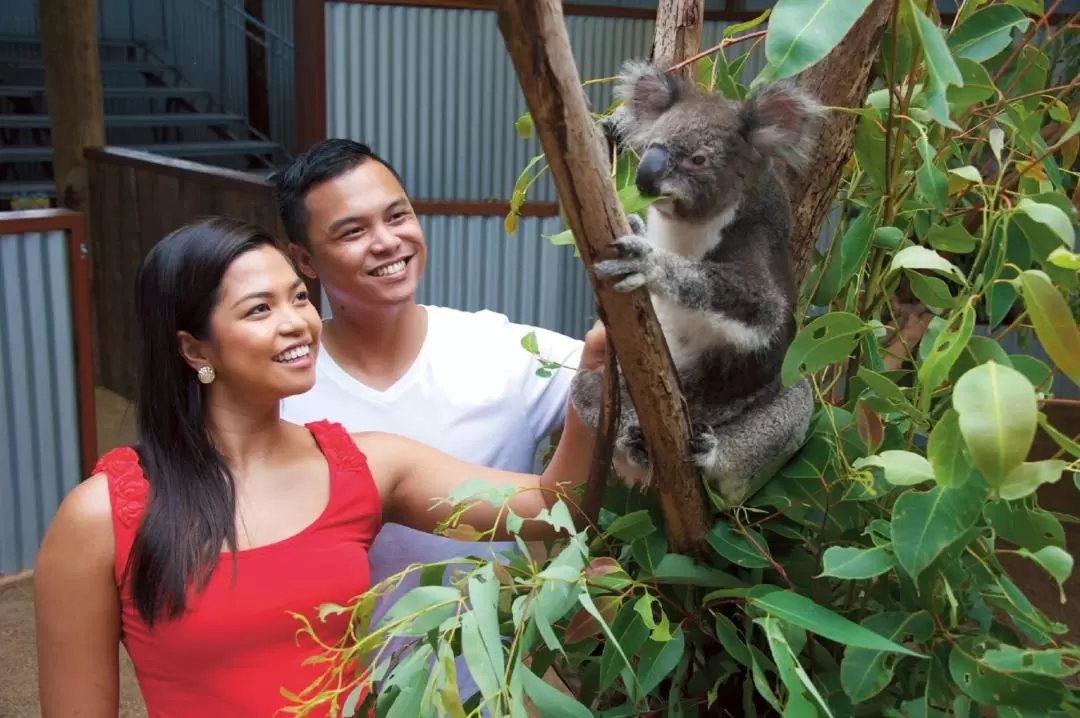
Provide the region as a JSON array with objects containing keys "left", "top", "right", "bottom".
[{"left": 39, "top": 473, "right": 116, "bottom": 563}]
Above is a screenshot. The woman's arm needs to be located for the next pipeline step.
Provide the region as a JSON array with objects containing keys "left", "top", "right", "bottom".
[
  {"left": 362, "top": 322, "right": 607, "bottom": 542},
  {"left": 34, "top": 473, "right": 122, "bottom": 717}
]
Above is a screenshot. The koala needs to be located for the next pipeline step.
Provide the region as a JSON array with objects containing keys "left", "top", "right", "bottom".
[{"left": 571, "top": 60, "right": 825, "bottom": 505}]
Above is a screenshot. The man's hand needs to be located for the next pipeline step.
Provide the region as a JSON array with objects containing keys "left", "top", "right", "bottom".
[{"left": 579, "top": 320, "right": 608, "bottom": 373}]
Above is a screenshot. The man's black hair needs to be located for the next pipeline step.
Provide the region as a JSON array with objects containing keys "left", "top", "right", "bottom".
[{"left": 271, "top": 138, "right": 404, "bottom": 248}]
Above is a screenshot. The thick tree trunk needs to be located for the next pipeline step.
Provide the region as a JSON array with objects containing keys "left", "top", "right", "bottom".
[
  {"left": 652, "top": 0, "right": 705, "bottom": 77},
  {"left": 494, "top": 0, "right": 710, "bottom": 555},
  {"left": 785, "top": 0, "right": 896, "bottom": 284},
  {"left": 37, "top": 0, "right": 105, "bottom": 215}
]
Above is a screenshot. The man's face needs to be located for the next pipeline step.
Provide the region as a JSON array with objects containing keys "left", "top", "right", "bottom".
[{"left": 292, "top": 159, "right": 427, "bottom": 311}]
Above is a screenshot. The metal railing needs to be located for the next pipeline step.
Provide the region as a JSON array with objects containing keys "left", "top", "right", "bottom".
[{"left": 153, "top": 0, "right": 295, "bottom": 155}]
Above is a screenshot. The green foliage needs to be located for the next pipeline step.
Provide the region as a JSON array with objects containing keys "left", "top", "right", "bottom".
[{"left": 289, "top": 1, "right": 1080, "bottom": 716}]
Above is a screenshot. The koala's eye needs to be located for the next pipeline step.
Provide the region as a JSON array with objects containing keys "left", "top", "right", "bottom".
[{"left": 686, "top": 153, "right": 708, "bottom": 167}]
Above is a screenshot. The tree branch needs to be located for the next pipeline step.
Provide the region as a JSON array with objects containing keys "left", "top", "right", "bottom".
[
  {"left": 652, "top": 0, "right": 705, "bottom": 77},
  {"left": 785, "top": 0, "right": 897, "bottom": 284},
  {"left": 581, "top": 337, "right": 619, "bottom": 528},
  {"left": 494, "top": 0, "right": 710, "bottom": 555}
]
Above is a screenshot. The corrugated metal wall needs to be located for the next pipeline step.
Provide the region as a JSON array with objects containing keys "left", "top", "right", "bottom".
[
  {"left": 0, "top": 228, "right": 83, "bottom": 576},
  {"left": 325, "top": 3, "right": 769, "bottom": 202},
  {"left": 319, "top": 212, "right": 596, "bottom": 341}
]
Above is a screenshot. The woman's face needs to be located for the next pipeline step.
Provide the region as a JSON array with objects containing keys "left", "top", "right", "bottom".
[{"left": 181, "top": 244, "right": 323, "bottom": 402}]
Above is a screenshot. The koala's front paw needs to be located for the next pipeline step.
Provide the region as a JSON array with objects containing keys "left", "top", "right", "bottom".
[
  {"left": 689, "top": 422, "right": 721, "bottom": 471},
  {"left": 616, "top": 424, "right": 650, "bottom": 470},
  {"left": 593, "top": 234, "right": 658, "bottom": 293}
]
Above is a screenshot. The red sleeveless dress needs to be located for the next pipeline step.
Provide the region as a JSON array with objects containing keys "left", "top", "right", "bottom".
[{"left": 95, "top": 420, "right": 381, "bottom": 717}]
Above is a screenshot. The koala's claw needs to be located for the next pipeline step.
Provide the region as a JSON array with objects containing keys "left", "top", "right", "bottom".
[
  {"left": 612, "top": 233, "right": 653, "bottom": 258},
  {"left": 594, "top": 234, "right": 656, "bottom": 293},
  {"left": 617, "top": 424, "right": 650, "bottom": 469}
]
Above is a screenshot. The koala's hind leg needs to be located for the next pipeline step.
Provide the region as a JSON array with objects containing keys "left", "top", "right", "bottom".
[
  {"left": 570, "top": 368, "right": 654, "bottom": 488},
  {"left": 613, "top": 421, "right": 652, "bottom": 488},
  {"left": 691, "top": 378, "right": 815, "bottom": 505}
]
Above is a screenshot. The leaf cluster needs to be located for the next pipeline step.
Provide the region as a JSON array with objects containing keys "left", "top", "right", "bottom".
[{"left": 289, "top": 1, "right": 1080, "bottom": 716}]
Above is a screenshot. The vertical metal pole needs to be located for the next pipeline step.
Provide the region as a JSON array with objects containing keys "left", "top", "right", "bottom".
[{"left": 218, "top": 0, "right": 227, "bottom": 112}]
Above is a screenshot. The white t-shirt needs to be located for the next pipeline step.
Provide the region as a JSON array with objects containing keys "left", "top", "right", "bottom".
[{"left": 280, "top": 301, "right": 584, "bottom": 589}]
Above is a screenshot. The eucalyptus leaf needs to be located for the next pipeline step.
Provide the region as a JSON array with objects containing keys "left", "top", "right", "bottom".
[
  {"left": 854, "top": 450, "right": 934, "bottom": 486},
  {"left": 636, "top": 627, "right": 686, "bottom": 697},
  {"left": 918, "top": 300, "right": 975, "bottom": 398},
  {"left": 887, "top": 245, "right": 966, "bottom": 283},
  {"left": 648, "top": 552, "right": 744, "bottom": 589},
  {"left": 750, "top": 590, "right": 925, "bottom": 657},
  {"left": 984, "top": 497, "right": 1065, "bottom": 552},
  {"left": 604, "top": 510, "right": 656, "bottom": 542},
  {"left": 949, "top": 637, "right": 1067, "bottom": 710},
  {"left": 1014, "top": 199, "right": 1076, "bottom": 249},
  {"left": 765, "top": 0, "right": 875, "bottom": 80},
  {"left": 907, "top": 0, "right": 964, "bottom": 128},
  {"left": 927, "top": 409, "right": 975, "bottom": 488},
  {"left": 819, "top": 545, "right": 898, "bottom": 580},
  {"left": 1038, "top": 412, "right": 1080, "bottom": 459},
  {"left": 947, "top": 4, "right": 1032, "bottom": 62},
  {"left": 926, "top": 223, "right": 977, "bottom": 254},
  {"left": 1048, "top": 247, "right": 1080, "bottom": 270},
  {"left": 840, "top": 611, "right": 934, "bottom": 703},
  {"left": 1014, "top": 545, "right": 1074, "bottom": 602},
  {"left": 914, "top": 126, "right": 949, "bottom": 210},
  {"left": 907, "top": 271, "right": 955, "bottom": 309},
  {"left": 782, "top": 312, "right": 871, "bottom": 386},
  {"left": 759, "top": 616, "right": 834, "bottom": 716},
  {"left": 948, "top": 57, "right": 996, "bottom": 110},
  {"left": 376, "top": 585, "right": 461, "bottom": 637},
  {"left": 544, "top": 228, "right": 575, "bottom": 247},
  {"left": 1000, "top": 460, "right": 1068, "bottom": 501},
  {"left": 952, "top": 360, "right": 1038, "bottom": 489},
  {"left": 1015, "top": 270, "right": 1080, "bottom": 388},
  {"left": 980, "top": 644, "right": 1080, "bottom": 678},
  {"left": 947, "top": 165, "right": 983, "bottom": 184},
  {"left": 714, "top": 613, "right": 753, "bottom": 668},
  {"left": 518, "top": 658, "right": 594, "bottom": 717},
  {"left": 891, "top": 479, "right": 987, "bottom": 580},
  {"left": 707, "top": 521, "right": 772, "bottom": 569}
]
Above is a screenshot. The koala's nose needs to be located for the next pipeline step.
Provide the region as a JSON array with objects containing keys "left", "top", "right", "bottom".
[{"left": 635, "top": 147, "right": 669, "bottom": 196}]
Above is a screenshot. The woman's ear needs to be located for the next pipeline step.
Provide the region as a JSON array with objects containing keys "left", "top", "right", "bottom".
[{"left": 177, "top": 330, "right": 214, "bottom": 372}]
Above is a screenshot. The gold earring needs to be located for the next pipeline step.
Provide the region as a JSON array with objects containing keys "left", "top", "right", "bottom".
[{"left": 197, "top": 365, "right": 216, "bottom": 384}]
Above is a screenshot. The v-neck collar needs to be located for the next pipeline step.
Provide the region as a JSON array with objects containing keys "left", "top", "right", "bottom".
[{"left": 315, "top": 307, "right": 434, "bottom": 404}]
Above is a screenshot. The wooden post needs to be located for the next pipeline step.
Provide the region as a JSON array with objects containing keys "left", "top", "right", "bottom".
[
  {"left": 36, "top": 0, "right": 105, "bottom": 214},
  {"left": 494, "top": 0, "right": 710, "bottom": 555},
  {"left": 652, "top": 0, "right": 704, "bottom": 77},
  {"left": 293, "top": 0, "right": 327, "bottom": 153}
]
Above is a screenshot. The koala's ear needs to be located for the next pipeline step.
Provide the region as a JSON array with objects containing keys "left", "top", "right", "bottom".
[
  {"left": 740, "top": 81, "right": 826, "bottom": 172},
  {"left": 613, "top": 60, "right": 690, "bottom": 124}
]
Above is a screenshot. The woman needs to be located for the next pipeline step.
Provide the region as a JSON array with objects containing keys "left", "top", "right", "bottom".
[{"left": 33, "top": 217, "right": 605, "bottom": 717}]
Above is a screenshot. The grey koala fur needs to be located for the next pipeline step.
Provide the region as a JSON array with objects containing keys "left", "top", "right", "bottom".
[{"left": 571, "top": 60, "right": 825, "bottom": 505}]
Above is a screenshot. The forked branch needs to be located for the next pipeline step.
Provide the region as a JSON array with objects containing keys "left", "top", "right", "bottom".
[{"left": 493, "top": 0, "right": 711, "bottom": 555}]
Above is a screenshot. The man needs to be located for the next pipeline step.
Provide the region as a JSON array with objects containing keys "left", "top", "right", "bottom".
[{"left": 272, "top": 138, "right": 585, "bottom": 699}]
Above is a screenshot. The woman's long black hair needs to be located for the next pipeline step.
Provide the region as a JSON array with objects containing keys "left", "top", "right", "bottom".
[{"left": 127, "top": 216, "right": 281, "bottom": 625}]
